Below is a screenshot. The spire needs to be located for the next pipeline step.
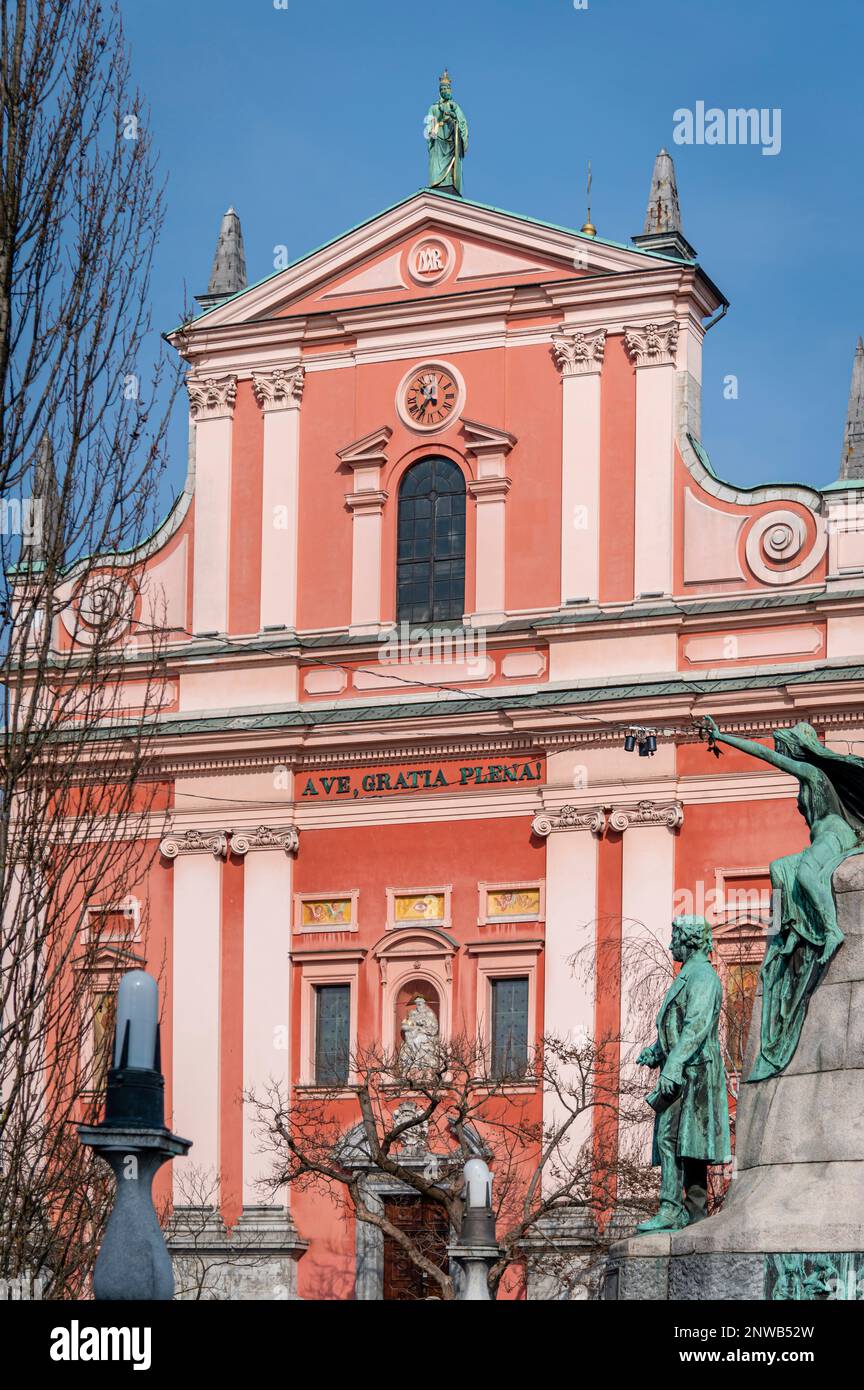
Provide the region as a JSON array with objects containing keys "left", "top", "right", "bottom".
[
  {"left": 195, "top": 207, "right": 247, "bottom": 312},
  {"left": 839, "top": 337, "right": 864, "bottom": 481},
  {"left": 32, "top": 431, "right": 63, "bottom": 567},
  {"left": 580, "top": 159, "right": 597, "bottom": 238},
  {"left": 632, "top": 148, "right": 696, "bottom": 260}
]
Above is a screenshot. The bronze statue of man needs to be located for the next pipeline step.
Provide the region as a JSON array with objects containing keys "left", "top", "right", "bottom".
[{"left": 636, "top": 914, "right": 731, "bottom": 1233}]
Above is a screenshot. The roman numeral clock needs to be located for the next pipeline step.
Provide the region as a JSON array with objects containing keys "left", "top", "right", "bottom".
[{"left": 398, "top": 360, "right": 464, "bottom": 432}]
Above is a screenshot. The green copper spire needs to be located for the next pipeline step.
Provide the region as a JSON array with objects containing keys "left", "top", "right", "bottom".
[{"left": 425, "top": 69, "right": 468, "bottom": 197}]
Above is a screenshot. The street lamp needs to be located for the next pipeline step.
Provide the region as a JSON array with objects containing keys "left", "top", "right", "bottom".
[
  {"left": 451, "top": 1157, "right": 499, "bottom": 1300},
  {"left": 78, "top": 969, "right": 190, "bottom": 1300}
]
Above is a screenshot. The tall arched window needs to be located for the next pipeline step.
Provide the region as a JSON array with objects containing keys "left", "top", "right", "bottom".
[{"left": 397, "top": 457, "right": 466, "bottom": 624}]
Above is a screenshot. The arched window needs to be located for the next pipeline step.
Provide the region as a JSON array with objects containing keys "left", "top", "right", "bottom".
[{"left": 397, "top": 457, "right": 466, "bottom": 624}]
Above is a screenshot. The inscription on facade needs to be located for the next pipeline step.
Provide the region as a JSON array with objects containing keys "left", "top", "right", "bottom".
[{"left": 300, "top": 759, "right": 543, "bottom": 799}]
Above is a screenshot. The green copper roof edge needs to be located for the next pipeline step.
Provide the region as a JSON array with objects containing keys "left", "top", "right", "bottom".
[
  {"left": 77, "top": 660, "right": 864, "bottom": 745},
  {"left": 171, "top": 189, "right": 699, "bottom": 335},
  {"left": 684, "top": 432, "right": 828, "bottom": 503},
  {"left": 126, "top": 586, "right": 854, "bottom": 662}
]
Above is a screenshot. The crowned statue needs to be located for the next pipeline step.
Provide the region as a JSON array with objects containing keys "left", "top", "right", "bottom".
[
  {"left": 425, "top": 70, "right": 468, "bottom": 196},
  {"left": 399, "top": 996, "right": 440, "bottom": 1074}
]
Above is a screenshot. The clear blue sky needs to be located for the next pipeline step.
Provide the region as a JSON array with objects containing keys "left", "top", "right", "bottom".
[{"left": 121, "top": 0, "right": 863, "bottom": 502}]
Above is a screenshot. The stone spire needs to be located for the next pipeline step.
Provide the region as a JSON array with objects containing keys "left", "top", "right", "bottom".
[
  {"left": 839, "top": 337, "right": 864, "bottom": 481},
  {"left": 195, "top": 207, "right": 247, "bottom": 312},
  {"left": 32, "top": 431, "right": 63, "bottom": 566},
  {"left": 632, "top": 149, "right": 696, "bottom": 260}
]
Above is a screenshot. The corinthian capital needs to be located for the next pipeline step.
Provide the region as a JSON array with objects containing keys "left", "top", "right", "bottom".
[
  {"left": 252, "top": 365, "right": 305, "bottom": 412},
  {"left": 551, "top": 327, "right": 607, "bottom": 377},
  {"left": 622, "top": 321, "right": 679, "bottom": 367},
  {"left": 187, "top": 374, "right": 238, "bottom": 421}
]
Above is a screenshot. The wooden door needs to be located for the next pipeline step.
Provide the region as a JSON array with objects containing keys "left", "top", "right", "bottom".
[{"left": 381, "top": 1195, "right": 449, "bottom": 1300}]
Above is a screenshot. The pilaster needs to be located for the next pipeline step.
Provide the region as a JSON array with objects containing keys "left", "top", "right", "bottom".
[
  {"left": 623, "top": 321, "right": 679, "bottom": 600},
  {"left": 187, "top": 375, "right": 237, "bottom": 635},
  {"left": 253, "top": 365, "right": 305, "bottom": 632},
  {"left": 552, "top": 327, "right": 606, "bottom": 606}
]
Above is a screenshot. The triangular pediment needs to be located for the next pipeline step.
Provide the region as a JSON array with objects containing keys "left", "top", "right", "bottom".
[{"left": 181, "top": 191, "right": 685, "bottom": 335}]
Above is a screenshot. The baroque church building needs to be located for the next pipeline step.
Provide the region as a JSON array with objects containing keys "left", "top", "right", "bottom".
[{"left": 67, "top": 78, "right": 864, "bottom": 1298}]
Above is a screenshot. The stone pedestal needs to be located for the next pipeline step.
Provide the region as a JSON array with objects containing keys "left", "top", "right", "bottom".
[
  {"left": 170, "top": 1204, "right": 307, "bottom": 1300},
  {"left": 606, "top": 855, "right": 864, "bottom": 1300}
]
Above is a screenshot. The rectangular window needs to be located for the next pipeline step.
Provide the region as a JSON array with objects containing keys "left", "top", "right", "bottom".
[
  {"left": 315, "top": 984, "right": 350, "bottom": 1086},
  {"left": 491, "top": 976, "right": 529, "bottom": 1080}
]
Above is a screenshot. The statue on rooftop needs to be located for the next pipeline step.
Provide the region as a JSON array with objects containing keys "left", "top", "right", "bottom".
[
  {"left": 699, "top": 717, "right": 864, "bottom": 1080},
  {"left": 635, "top": 915, "right": 731, "bottom": 1233},
  {"left": 425, "top": 70, "right": 468, "bottom": 196}
]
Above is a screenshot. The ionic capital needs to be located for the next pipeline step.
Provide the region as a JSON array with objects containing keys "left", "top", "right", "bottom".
[
  {"left": 231, "top": 825, "right": 299, "bottom": 856},
  {"left": 160, "top": 828, "right": 228, "bottom": 859}
]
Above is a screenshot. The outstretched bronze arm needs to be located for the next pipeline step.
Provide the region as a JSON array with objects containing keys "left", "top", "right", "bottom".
[{"left": 699, "top": 716, "right": 812, "bottom": 781}]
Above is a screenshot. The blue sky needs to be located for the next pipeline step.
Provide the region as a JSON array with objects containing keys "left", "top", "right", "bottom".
[{"left": 121, "top": 0, "right": 863, "bottom": 501}]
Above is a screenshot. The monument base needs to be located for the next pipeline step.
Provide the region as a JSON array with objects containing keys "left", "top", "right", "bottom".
[{"left": 604, "top": 856, "right": 864, "bottom": 1301}]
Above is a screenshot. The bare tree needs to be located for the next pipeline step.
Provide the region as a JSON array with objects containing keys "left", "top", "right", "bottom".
[
  {"left": 252, "top": 1031, "right": 656, "bottom": 1301},
  {"left": 0, "top": 0, "right": 180, "bottom": 1295}
]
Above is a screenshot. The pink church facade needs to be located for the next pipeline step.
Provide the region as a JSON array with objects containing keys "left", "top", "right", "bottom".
[{"left": 66, "top": 170, "right": 864, "bottom": 1298}]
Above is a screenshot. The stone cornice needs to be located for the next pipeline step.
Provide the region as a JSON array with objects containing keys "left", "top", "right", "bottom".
[
  {"left": 252, "top": 365, "right": 305, "bottom": 411},
  {"left": 623, "top": 320, "right": 679, "bottom": 367},
  {"left": 551, "top": 326, "right": 607, "bottom": 377},
  {"left": 460, "top": 417, "right": 517, "bottom": 458},
  {"left": 467, "top": 476, "right": 512, "bottom": 502},
  {"left": 344, "top": 489, "right": 388, "bottom": 515},
  {"left": 337, "top": 425, "right": 392, "bottom": 471},
  {"left": 186, "top": 374, "right": 237, "bottom": 421}
]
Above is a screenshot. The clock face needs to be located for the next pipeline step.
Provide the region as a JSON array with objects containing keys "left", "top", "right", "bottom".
[{"left": 403, "top": 365, "right": 459, "bottom": 429}]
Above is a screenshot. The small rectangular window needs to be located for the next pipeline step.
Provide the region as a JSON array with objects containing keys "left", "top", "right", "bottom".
[
  {"left": 491, "top": 976, "right": 529, "bottom": 1080},
  {"left": 315, "top": 984, "right": 350, "bottom": 1086}
]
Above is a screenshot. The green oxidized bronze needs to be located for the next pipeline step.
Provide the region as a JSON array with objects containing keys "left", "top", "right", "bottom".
[
  {"left": 425, "top": 69, "right": 468, "bottom": 196},
  {"left": 636, "top": 915, "right": 731, "bottom": 1234},
  {"left": 766, "top": 1252, "right": 861, "bottom": 1301},
  {"left": 700, "top": 718, "right": 864, "bottom": 1080}
]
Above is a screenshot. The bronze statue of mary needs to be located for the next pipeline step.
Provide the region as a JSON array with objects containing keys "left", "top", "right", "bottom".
[
  {"left": 700, "top": 718, "right": 864, "bottom": 1080},
  {"left": 425, "top": 70, "right": 468, "bottom": 196}
]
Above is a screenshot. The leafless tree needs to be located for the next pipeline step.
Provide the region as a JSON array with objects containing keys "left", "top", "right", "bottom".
[
  {"left": 252, "top": 1030, "right": 656, "bottom": 1301},
  {"left": 0, "top": 0, "right": 180, "bottom": 1295}
]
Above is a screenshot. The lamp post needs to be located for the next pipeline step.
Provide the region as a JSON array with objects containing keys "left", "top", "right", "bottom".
[
  {"left": 451, "top": 1158, "right": 500, "bottom": 1301},
  {"left": 78, "top": 970, "right": 191, "bottom": 1300}
]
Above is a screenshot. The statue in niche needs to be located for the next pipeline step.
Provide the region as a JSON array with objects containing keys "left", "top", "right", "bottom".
[
  {"left": 398, "top": 996, "right": 440, "bottom": 1075},
  {"left": 636, "top": 915, "right": 731, "bottom": 1234},
  {"left": 699, "top": 717, "right": 864, "bottom": 1079}
]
